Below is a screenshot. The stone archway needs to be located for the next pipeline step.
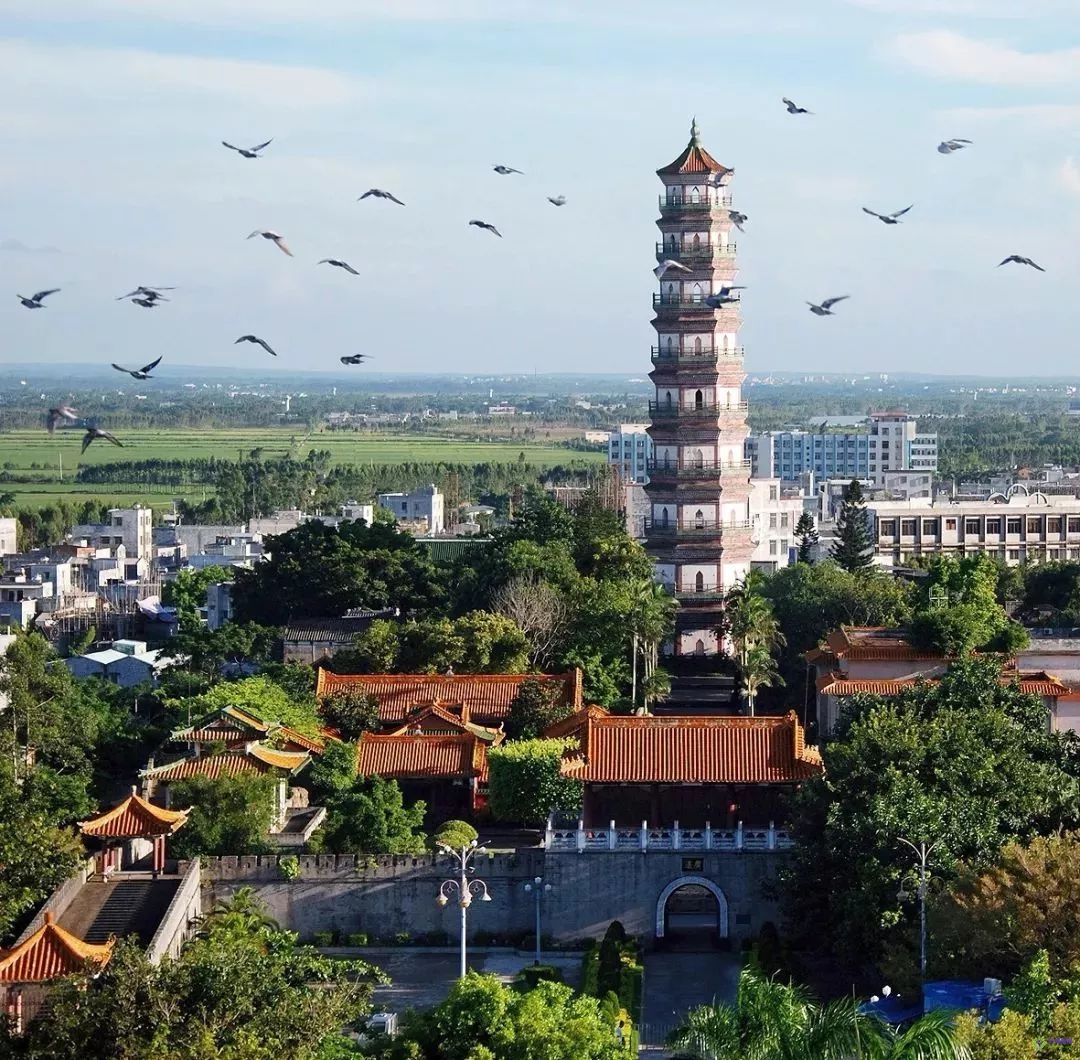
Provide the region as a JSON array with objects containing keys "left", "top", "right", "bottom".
[{"left": 655, "top": 876, "right": 729, "bottom": 940}]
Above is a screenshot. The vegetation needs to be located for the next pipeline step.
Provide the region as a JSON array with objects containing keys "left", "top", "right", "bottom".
[
  {"left": 161, "top": 564, "right": 233, "bottom": 629},
  {"left": 722, "top": 570, "right": 786, "bottom": 716},
  {"left": 2, "top": 891, "right": 383, "bottom": 1059},
  {"left": 169, "top": 674, "right": 321, "bottom": 737},
  {"left": 319, "top": 688, "right": 381, "bottom": 740},
  {"left": 830, "top": 478, "right": 874, "bottom": 572},
  {"left": 433, "top": 819, "right": 479, "bottom": 852},
  {"left": 794, "top": 511, "right": 818, "bottom": 563},
  {"left": 168, "top": 773, "right": 277, "bottom": 858},
  {"left": 503, "top": 677, "right": 577, "bottom": 740},
  {"left": 486, "top": 738, "right": 582, "bottom": 826}
]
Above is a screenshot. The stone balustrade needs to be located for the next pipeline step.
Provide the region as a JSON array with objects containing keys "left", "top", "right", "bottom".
[{"left": 544, "top": 819, "right": 793, "bottom": 853}]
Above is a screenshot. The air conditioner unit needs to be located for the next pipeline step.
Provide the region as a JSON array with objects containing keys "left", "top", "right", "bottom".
[{"left": 984, "top": 978, "right": 1002, "bottom": 998}]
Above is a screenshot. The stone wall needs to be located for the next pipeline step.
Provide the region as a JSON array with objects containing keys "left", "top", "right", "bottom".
[{"left": 191, "top": 849, "right": 785, "bottom": 948}]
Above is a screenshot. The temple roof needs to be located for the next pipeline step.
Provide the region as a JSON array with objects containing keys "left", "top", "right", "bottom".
[
  {"left": 0, "top": 913, "right": 114, "bottom": 984},
  {"left": 388, "top": 703, "right": 504, "bottom": 743},
  {"left": 357, "top": 732, "right": 490, "bottom": 782},
  {"left": 315, "top": 669, "right": 582, "bottom": 726},
  {"left": 142, "top": 743, "right": 310, "bottom": 783},
  {"left": 818, "top": 671, "right": 1070, "bottom": 698},
  {"left": 657, "top": 119, "right": 731, "bottom": 177},
  {"left": 807, "top": 626, "right": 948, "bottom": 664},
  {"left": 553, "top": 709, "right": 821, "bottom": 785},
  {"left": 79, "top": 788, "right": 189, "bottom": 839}
]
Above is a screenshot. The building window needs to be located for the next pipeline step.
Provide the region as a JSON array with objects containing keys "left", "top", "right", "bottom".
[
  {"left": 769, "top": 514, "right": 777, "bottom": 529},
  {"left": 901, "top": 519, "right": 917, "bottom": 537},
  {"left": 1008, "top": 549, "right": 1020, "bottom": 561},
  {"left": 922, "top": 518, "right": 938, "bottom": 536},
  {"left": 694, "top": 509, "right": 704, "bottom": 529},
  {"left": 1069, "top": 517, "right": 1080, "bottom": 534},
  {"left": 1027, "top": 517, "right": 1043, "bottom": 535},
  {"left": 964, "top": 518, "right": 981, "bottom": 535},
  {"left": 1048, "top": 517, "right": 1063, "bottom": 535},
  {"left": 1007, "top": 518, "right": 1022, "bottom": 535},
  {"left": 986, "top": 518, "right": 1002, "bottom": 535},
  {"left": 769, "top": 540, "right": 778, "bottom": 555},
  {"left": 780, "top": 513, "right": 789, "bottom": 529},
  {"left": 879, "top": 519, "right": 895, "bottom": 539},
  {"left": 695, "top": 571, "right": 704, "bottom": 591}
]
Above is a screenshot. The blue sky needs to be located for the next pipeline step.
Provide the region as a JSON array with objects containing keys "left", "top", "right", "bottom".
[{"left": 1, "top": 0, "right": 1079, "bottom": 377}]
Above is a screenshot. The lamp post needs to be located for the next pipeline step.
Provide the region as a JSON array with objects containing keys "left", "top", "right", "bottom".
[
  {"left": 523, "top": 876, "right": 552, "bottom": 965},
  {"left": 897, "top": 837, "right": 941, "bottom": 985},
  {"left": 436, "top": 838, "right": 492, "bottom": 979}
]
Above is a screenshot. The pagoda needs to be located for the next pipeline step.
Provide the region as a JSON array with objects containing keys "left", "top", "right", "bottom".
[
  {"left": 79, "top": 787, "right": 190, "bottom": 875},
  {"left": 646, "top": 120, "right": 754, "bottom": 656}
]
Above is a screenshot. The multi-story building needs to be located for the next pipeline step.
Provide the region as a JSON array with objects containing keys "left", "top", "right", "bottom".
[
  {"left": 644, "top": 121, "right": 754, "bottom": 656},
  {"left": 747, "top": 412, "right": 938, "bottom": 488},
  {"left": 749, "top": 480, "right": 807, "bottom": 572},
  {"left": 377, "top": 484, "right": 445, "bottom": 535},
  {"left": 70, "top": 505, "right": 153, "bottom": 561},
  {"left": 869, "top": 492, "right": 1080, "bottom": 566},
  {"left": 607, "top": 423, "right": 654, "bottom": 485}
]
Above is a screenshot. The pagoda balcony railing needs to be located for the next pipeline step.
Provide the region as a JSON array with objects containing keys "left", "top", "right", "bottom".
[
  {"left": 647, "top": 460, "right": 751, "bottom": 481},
  {"left": 648, "top": 400, "right": 748, "bottom": 419},
  {"left": 644, "top": 519, "right": 752, "bottom": 538},
  {"left": 545, "top": 816, "right": 792, "bottom": 853},
  {"left": 655, "top": 242, "right": 737, "bottom": 259},
  {"left": 650, "top": 346, "right": 745, "bottom": 364},
  {"left": 653, "top": 292, "right": 739, "bottom": 309},
  {"left": 670, "top": 584, "right": 727, "bottom": 602},
  {"left": 658, "top": 195, "right": 733, "bottom": 211}
]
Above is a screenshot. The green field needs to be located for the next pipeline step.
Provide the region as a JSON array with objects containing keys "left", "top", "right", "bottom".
[{"left": 0, "top": 429, "right": 604, "bottom": 509}]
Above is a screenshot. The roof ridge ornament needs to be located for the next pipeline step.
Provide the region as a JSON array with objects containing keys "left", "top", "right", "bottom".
[{"left": 690, "top": 116, "right": 700, "bottom": 145}]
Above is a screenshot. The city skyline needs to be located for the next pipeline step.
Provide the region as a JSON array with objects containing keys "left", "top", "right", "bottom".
[{"left": 1, "top": 1, "right": 1078, "bottom": 376}]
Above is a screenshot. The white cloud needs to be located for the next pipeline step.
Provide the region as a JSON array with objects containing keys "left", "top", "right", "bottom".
[
  {"left": 891, "top": 30, "right": 1080, "bottom": 85},
  {"left": 0, "top": 38, "right": 368, "bottom": 110},
  {"left": 1061, "top": 158, "right": 1080, "bottom": 196}
]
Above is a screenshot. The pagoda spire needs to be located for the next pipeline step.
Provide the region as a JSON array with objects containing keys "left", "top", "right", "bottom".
[{"left": 690, "top": 116, "right": 700, "bottom": 145}]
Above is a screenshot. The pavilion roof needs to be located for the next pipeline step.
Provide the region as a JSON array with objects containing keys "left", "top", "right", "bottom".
[
  {"left": 388, "top": 703, "right": 504, "bottom": 743},
  {"left": 142, "top": 743, "right": 310, "bottom": 783},
  {"left": 657, "top": 120, "right": 731, "bottom": 177},
  {"left": 0, "top": 913, "right": 114, "bottom": 984},
  {"left": 357, "top": 732, "right": 489, "bottom": 782},
  {"left": 79, "top": 788, "right": 189, "bottom": 839},
  {"left": 817, "top": 670, "right": 1071, "bottom": 698}
]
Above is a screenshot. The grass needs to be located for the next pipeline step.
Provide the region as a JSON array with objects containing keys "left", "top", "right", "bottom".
[{"left": 0, "top": 428, "right": 603, "bottom": 509}]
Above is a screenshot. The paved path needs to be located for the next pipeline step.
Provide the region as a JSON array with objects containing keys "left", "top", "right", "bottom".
[{"left": 639, "top": 951, "right": 741, "bottom": 1053}]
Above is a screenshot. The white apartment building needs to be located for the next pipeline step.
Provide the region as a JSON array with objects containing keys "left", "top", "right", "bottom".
[
  {"left": 0, "top": 518, "right": 16, "bottom": 557},
  {"left": 746, "top": 412, "right": 938, "bottom": 488},
  {"left": 607, "top": 423, "right": 654, "bottom": 485},
  {"left": 376, "top": 484, "right": 445, "bottom": 534},
  {"left": 71, "top": 506, "right": 153, "bottom": 561},
  {"left": 870, "top": 491, "right": 1080, "bottom": 566},
  {"left": 749, "top": 480, "right": 806, "bottom": 572},
  {"left": 340, "top": 502, "right": 375, "bottom": 524}
]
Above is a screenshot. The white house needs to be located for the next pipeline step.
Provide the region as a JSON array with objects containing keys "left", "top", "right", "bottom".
[
  {"left": 376, "top": 485, "right": 445, "bottom": 534},
  {"left": 65, "top": 639, "right": 178, "bottom": 688}
]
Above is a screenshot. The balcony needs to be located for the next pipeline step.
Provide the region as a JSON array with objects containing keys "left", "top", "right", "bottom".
[
  {"left": 658, "top": 195, "right": 733, "bottom": 212},
  {"left": 672, "top": 584, "right": 727, "bottom": 603},
  {"left": 648, "top": 400, "right": 748, "bottom": 421},
  {"left": 651, "top": 346, "right": 745, "bottom": 365},
  {"left": 647, "top": 460, "right": 751, "bottom": 481},
  {"left": 644, "top": 519, "right": 752, "bottom": 539},
  {"left": 653, "top": 292, "right": 740, "bottom": 310},
  {"left": 655, "top": 242, "right": 738, "bottom": 261},
  {"left": 545, "top": 818, "right": 791, "bottom": 853}
]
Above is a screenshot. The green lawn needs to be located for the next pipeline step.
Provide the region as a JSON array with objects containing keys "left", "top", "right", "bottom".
[{"left": 0, "top": 428, "right": 602, "bottom": 509}]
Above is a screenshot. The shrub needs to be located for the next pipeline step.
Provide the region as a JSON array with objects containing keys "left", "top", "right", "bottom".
[
  {"left": 514, "top": 964, "right": 563, "bottom": 991},
  {"left": 278, "top": 854, "right": 300, "bottom": 881},
  {"left": 312, "top": 930, "right": 333, "bottom": 947},
  {"left": 346, "top": 933, "right": 368, "bottom": 947},
  {"left": 394, "top": 930, "right": 411, "bottom": 946}
]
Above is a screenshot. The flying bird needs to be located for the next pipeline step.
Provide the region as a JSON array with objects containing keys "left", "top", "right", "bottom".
[
  {"left": 728, "top": 210, "right": 748, "bottom": 232},
  {"left": 862, "top": 205, "right": 913, "bottom": 225},
  {"left": 222, "top": 138, "right": 272, "bottom": 159},
  {"left": 469, "top": 220, "right": 502, "bottom": 237},
  {"left": 247, "top": 230, "right": 293, "bottom": 256},
  {"left": 358, "top": 188, "right": 405, "bottom": 205},
  {"left": 111, "top": 356, "right": 162, "bottom": 380},
  {"left": 17, "top": 289, "right": 59, "bottom": 309},
  {"left": 81, "top": 427, "right": 123, "bottom": 453},
  {"left": 807, "top": 296, "right": 849, "bottom": 316},
  {"left": 318, "top": 259, "right": 359, "bottom": 275},
  {"left": 340, "top": 354, "right": 368, "bottom": 365},
  {"left": 493, "top": 165, "right": 523, "bottom": 175},
  {"left": 235, "top": 335, "right": 277, "bottom": 357},
  {"left": 998, "top": 255, "right": 1045, "bottom": 272},
  {"left": 705, "top": 286, "right": 746, "bottom": 308},
  {"left": 547, "top": 195, "right": 567, "bottom": 206},
  {"left": 131, "top": 298, "right": 163, "bottom": 308},
  {"left": 782, "top": 97, "right": 812, "bottom": 115},
  {"left": 116, "top": 286, "right": 173, "bottom": 301},
  {"left": 47, "top": 405, "right": 78, "bottom": 434},
  {"left": 938, "top": 138, "right": 973, "bottom": 154},
  {"left": 654, "top": 259, "right": 691, "bottom": 279}
]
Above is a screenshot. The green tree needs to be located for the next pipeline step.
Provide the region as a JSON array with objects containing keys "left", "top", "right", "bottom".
[
  {"left": 830, "top": 478, "right": 874, "bottom": 571},
  {"left": 162, "top": 563, "right": 232, "bottom": 629},
  {"left": 785, "top": 657, "right": 1080, "bottom": 974},
  {"left": 504, "top": 678, "right": 576, "bottom": 740},
  {"left": 169, "top": 773, "right": 277, "bottom": 858},
  {"left": 5, "top": 897, "right": 382, "bottom": 1059},
  {"left": 723, "top": 571, "right": 786, "bottom": 716},
  {"left": 433, "top": 819, "right": 478, "bottom": 852},
  {"left": 173, "top": 620, "right": 279, "bottom": 681},
  {"left": 486, "top": 739, "right": 581, "bottom": 825},
  {"left": 345, "top": 619, "right": 402, "bottom": 672},
  {"left": 321, "top": 689, "right": 381, "bottom": 740},
  {"left": 173, "top": 674, "right": 321, "bottom": 736},
  {"left": 794, "top": 511, "right": 819, "bottom": 563},
  {"left": 629, "top": 579, "right": 677, "bottom": 711}
]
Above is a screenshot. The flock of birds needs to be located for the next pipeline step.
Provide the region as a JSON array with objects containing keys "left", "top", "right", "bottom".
[
  {"left": 23, "top": 100, "right": 1049, "bottom": 450},
  {"left": 23, "top": 137, "right": 571, "bottom": 452}
]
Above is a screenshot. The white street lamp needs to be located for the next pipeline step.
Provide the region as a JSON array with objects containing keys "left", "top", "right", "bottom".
[
  {"left": 897, "top": 837, "right": 941, "bottom": 986},
  {"left": 523, "top": 876, "right": 552, "bottom": 965},
  {"left": 436, "top": 838, "right": 492, "bottom": 979}
]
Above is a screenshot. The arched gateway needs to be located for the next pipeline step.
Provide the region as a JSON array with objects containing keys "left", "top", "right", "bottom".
[{"left": 655, "top": 876, "right": 729, "bottom": 941}]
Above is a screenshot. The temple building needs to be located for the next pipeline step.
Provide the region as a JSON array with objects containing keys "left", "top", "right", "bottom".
[
  {"left": 79, "top": 787, "right": 190, "bottom": 875},
  {"left": 646, "top": 120, "right": 754, "bottom": 656}
]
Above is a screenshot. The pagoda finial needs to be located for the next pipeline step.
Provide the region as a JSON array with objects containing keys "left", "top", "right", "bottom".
[{"left": 690, "top": 116, "right": 700, "bottom": 145}]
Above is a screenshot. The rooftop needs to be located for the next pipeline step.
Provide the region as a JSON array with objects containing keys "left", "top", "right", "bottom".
[
  {"left": 808, "top": 627, "right": 946, "bottom": 664},
  {"left": 818, "top": 670, "right": 1071, "bottom": 698},
  {"left": 79, "top": 789, "right": 189, "bottom": 839},
  {"left": 657, "top": 120, "right": 731, "bottom": 177},
  {"left": 357, "top": 732, "right": 490, "bottom": 782},
  {"left": 0, "top": 912, "right": 114, "bottom": 984}
]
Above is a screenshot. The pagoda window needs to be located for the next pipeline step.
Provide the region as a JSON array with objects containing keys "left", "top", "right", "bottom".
[
  {"left": 689, "top": 187, "right": 701, "bottom": 203},
  {"left": 694, "top": 639, "right": 706, "bottom": 656},
  {"left": 694, "top": 509, "right": 705, "bottom": 529},
  {"left": 665, "top": 392, "right": 673, "bottom": 408},
  {"left": 691, "top": 448, "right": 704, "bottom": 469},
  {"left": 693, "top": 336, "right": 703, "bottom": 353},
  {"left": 691, "top": 282, "right": 702, "bottom": 303},
  {"left": 695, "top": 571, "right": 704, "bottom": 592},
  {"left": 694, "top": 389, "right": 704, "bottom": 409},
  {"left": 660, "top": 507, "right": 670, "bottom": 527},
  {"left": 665, "top": 335, "right": 675, "bottom": 351},
  {"left": 691, "top": 232, "right": 701, "bottom": 249}
]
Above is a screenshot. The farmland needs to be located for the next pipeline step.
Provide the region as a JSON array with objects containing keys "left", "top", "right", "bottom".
[{"left": 0, "top": 428, "right": 605, "bottom": 509}]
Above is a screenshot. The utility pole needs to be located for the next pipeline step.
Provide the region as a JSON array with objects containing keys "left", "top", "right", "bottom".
[{"left": 897, "top": 836, "right": 941, "bottom": 985}]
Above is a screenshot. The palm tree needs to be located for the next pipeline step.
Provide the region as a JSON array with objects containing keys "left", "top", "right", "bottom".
[
  {"left": 667, "top": 970, "right": 970, "bottom": 1060},
  {"left": 629, "top": 579, "right": 677, "bottom": 711},
  {"left": 196, "top": 886, "right": 280, "bottom": 947},
  {"left": 722, "top": 572, "right": 786, "bottom": 716}
]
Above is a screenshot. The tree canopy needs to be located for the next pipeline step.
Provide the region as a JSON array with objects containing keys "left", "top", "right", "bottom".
[
  {"left": 830, "top": 479, "right": 874, "bottom": 572},
  {"left": 486, "top": 738, "right": 581, "bottom": 826}
]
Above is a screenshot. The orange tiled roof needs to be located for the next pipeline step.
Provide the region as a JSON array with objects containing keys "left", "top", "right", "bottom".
[
  {"left": 275, "top": 726, "right": 326, "bottom": 754},
  {"left": 818, "top": 671, "right": 1070, "bottom": 698},
  {"left": 657, "top": 125, "right": 730, "bottom": 177},
  {"left": 315, "top": 670, "right": 582, "bottom": 726},
  {"left": 0, "top": 914, "right": 114, "bottom": 984},
  {"left": 554, "top": 710, "right": 820, "bottom": 785},
  {"left": 142, "top": 742, "right": 309, "bottom": 783},
  {"left": 248, "top": 744, "right": 311, "bottom": 770},
  {"left": 357, "top": 732, "right": 489, "bottom": 782},
  {"left": 389, "top": 703, "right": 504, "bottom": 743},
  {"left": 222, "top": 706, "right": 272, "bottom": 732},
  {"left": 79, "top": 789, "right": 189, "bottom": 838},
  {"left": 811, "top": 627, "right": 947, "bottom": 663}
]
